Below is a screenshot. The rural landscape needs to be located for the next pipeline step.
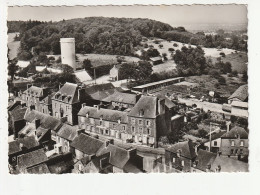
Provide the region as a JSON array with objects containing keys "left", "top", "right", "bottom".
[{"left": 7, "top": 5, "right": 248, "bottom": 173}]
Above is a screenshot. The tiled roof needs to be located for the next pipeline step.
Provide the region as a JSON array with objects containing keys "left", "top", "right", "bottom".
[
  {"left": 211, "top": 155, "right": 248, "bottom": 172},
  {"left": 166, "top": 140, "right": 197, "bottom": 159},
  {"left": 128, "top": 95, "right": 158, "bottom": 118},
  {"left": 90, "top": 89, "right": 116, "bottom": 101},
  {"left": 85, "top": 83, "right": 115, "bottom": 95},
  {"left": 74, "top": 69, "right": 92, "bottom": 82},
  {"left": 52, "top": 82, "right": 80, "bottom": 104},
  {"left": 17, "top": 149, "right": 48, "bottom": 169},
  {"left": 23, "top": 86, "right": 46, "bottom": 97},
  {"left": 78, "top": 106, "right": 128, "bottom": 123},
  {"left": 8, "top": 136, "right": 40, "bottom": 155},
  {"left": 205, "top": 131, "right": 227, "bottom": 142},
  {"left": 57, "top": 124, "right": 78, "bottom": 141},
  {"left": 70, "top": 134, "right": 105, "bottom": 155},
  {"left": 102, "top": 92, "right": 137, "bottom": 105},
  {"left": 26, "top": 163, "right": 50, "bottom": 174},
  {"left": 228, "top": 84, "right": 248, "bottom": 101},
  {"left": 9, "top": 107, "right": 27, "bottom": 121},
  {"left": 221, "top": 126, "right": 248, "bottom": 139},
  {"left": 195, "top": 150, "right": 217, "bottom": 172},
  {"left": 96, "top": 144, "right": 130, "bottom": 169},
  {"left": 24, "top": 110, "right": 62, "bottom": 132}
]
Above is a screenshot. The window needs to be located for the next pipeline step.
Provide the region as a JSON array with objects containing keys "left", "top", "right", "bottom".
[
  {"left": 181, "top": 160, "right": 184, "bottom": 166},
  {"left": 99, "top": 120, "right": 103, "bottom": 126},
  {"left": 231, "top": 149, "right": 234, "bottom": 154},
  {"left": 147, "top": 128, "right": 151, "bottom": 135},
  {"left": 172, "top": 157, "right": 175, "bottom": 163},
  {"left": 213, "top": 141, "right": 217, "bottom": 146},
  {"left": 231, "top": 140, "right": 235, "bottom": 146},
  {"left": 240, "top": 140, "right": 244, "bottom": 147},
  {"left": 146, "top": 120, "right": 151, "bottom": 126},
  {"left": 105, "top": 130, "right": 109, "bottom": 135},
  {"left": 80, "top": 117, "right": 85, "bottom": 123},
  {"left": 122, "top": 125, "right": 126, "bottom": 131},
  {"left": 90, "top": 118, "right": 94, "bottom": 124},
  {"left": 240, "top": 149, "right": 243, "bottom": 154},
  {"left": 139, "top": 109, "right": 144, "bottom": 117},
  {"left": 131, "top": 118, "right": 135, "bottom": 125},
  {"left": 139, "top": 120, "right": 143, "bottom": 125},
  {"left": 131, "top": 126, "right": 135, "bottom": 133},
  {"left": 113, "top": 123, "right": 116, "bottom": 129},
  {"left": 139, "top": 127, "right": 143, "bottom": 133}
]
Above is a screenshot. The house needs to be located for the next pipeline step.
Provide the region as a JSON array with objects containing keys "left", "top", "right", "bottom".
[
  {"left": 74, "top": 69, "right": 92, "bottom": 83},
  {"left": 78, "top": 106, "right": 129, "bottom": 142},
  {"left": 8, "top": 136, "right": 40, "bottom": 167},
  {"left": 203, "top": 131, "right": 227, "bottom": 153},
  {"left": 127, "top": 95, "right": 168, "bottom": 147},
  {"left": 17, "top": 148, "right": 48, "bottom": 173},
  {"left": 102, "top": 91, "right": 139, "bottom": 109},
  {"left": 19, "top": 85, "right": 49, "bottom": 111},
  {"left": 21, "top": 110, "right": 63, "bottom": 145},
  {"left": 26, "top": 163, "right": 50, "bottom": 174},
  {"left": 70, "top": 133, "right": 106, "bottom": 160},
  {"left": 228, "top": 84, "right": 248, "bottom": 104},
  {"left": 55, "top": 124, "right": 78, "bottom": 154},
  {"left": 52, "top": 82, "right": 86, "bottom": 125},
  {"left": 192, "top": 149, "right": 218, "bottom": 172},
  {"left": 220, "top": 126, "right": 249, "bottom": 158},
  {"left": 8, "top": 105, "right": 27, "bottom": 138},
  {"left": 150, "top": 56, "right": 163, "bottom": 65},
  {"left": 165, "top": 140, "right": 197, "bottom": 172},
  {"left": 96, "top": 144, "right": 144, "bottom": 173},
  {"left": 73, "top": 152, "right": 111, "bottom": 173},
  {"left": 109, "top": 64, "right": 121, "bottom": 81}
]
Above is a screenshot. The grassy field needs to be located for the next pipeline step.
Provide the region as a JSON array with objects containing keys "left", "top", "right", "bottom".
[
  {"left": 220, "top": 52, "right": 247, "bottom": 73},
  {"left": 151, "top": 74, "right": 247, "bottom": 99},
  {"left": 76, "top": 54, "right": 140, "bottom": 68}
]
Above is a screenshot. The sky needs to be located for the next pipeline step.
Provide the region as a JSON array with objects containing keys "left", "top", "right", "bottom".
[{"left": 8, "top": 5, "right": 247, "bottom": 29}]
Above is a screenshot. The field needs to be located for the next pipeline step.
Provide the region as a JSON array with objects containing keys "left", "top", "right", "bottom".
[
  {"left": 76, "top": 54, "right": 140, "bottom": 68},
  {"left": 209, "top": 52, "right": 248, "bottom": 73},
  {"left": 136, "top": 38, "right": 236, "bottom": 58},
  {"left": 151, "top": 74, "right": 247, "bottom": 99}
]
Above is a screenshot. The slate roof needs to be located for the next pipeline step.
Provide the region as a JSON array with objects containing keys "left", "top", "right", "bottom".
[
  {"left": 40, "top": 93, "right": 54, "bottom": 105},
  {"left": 90, "top": 152, "right": 111, "bottom": 171},
  {"left": 205, "top": 131, "right": 227, "bottom": 142},
  {"left": 221, "top": 126, "right": 248, "bottom": 139},
  {"left": 166, "top": 140, "right": 197, "bottom": 159},
  {"left": 17, "top": 149, "right": 48, "bottom": 169},
  {"left": 90, "top": 89, "right": 116, "bottom": 101},
  {"left": 96, "top": 144, "right": 130, "bottom": 169},
  {"left": 85, "top": 83, "right": 115, "bottom": 95},
  {"left": 164, "top": 97, "right": 176, "bottom": 109},
  {"left": 228, "top": 84, "right": 248, "bottom": 102},
  {"left": 78, "top": 106, "right": 128, "bottom": 123},
  {"left": 150, "top": 56, "right": 162, "bottom": 61},
  {"left": 102, "top": 92, "right": 137, "bottom": 105},
  {"left": 8, "top": 136, "right": 40, "bottom": 155},
  {"left": 231, "top": 101, "right": 248, "bottom": 108},
  {"left": 57, "top": 124, "right": 78, "bottom": 141},
  {"left": 211, "top": 155, "right": 248, "bottom": 172},
  {"left": 52, "top": 82, "right": 80, "bottom": 104},
  {"left": 128, "top": 95, "right": 158, "bottom": 118},
  {"left": 195, "top": 150, "right": 217, "bottom": 172},
  {"left": 26, "top": 163, "right": 50, "bottom": 174},
  {"left": 9, "top": 107, "right": 27, "bottom": 122},
  {"left": 24, "top": 110, "right": 62, "bottom": 132},
  {"left": 23, "top": 86, "right": 46, "bottom": 97},
  {"left": 70, "top": 134, "right": 105, "bottom": 155},
  {"left": 74, "top": 69, "right": 92, "bottom": 82}
]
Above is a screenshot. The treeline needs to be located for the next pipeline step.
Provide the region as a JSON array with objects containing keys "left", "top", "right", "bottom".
[
  {"left": 9, "top": 17, "right": 174, "bottom": 60},
  {"left": 7, "top": 20, "right": 44, "bottom": 33}
]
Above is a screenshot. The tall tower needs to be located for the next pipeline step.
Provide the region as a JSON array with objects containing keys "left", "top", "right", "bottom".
[{"left": 60, "top": 38, "right": 76, "bottom": 70}]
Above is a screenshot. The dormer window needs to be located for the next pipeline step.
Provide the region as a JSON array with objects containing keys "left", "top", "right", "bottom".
[
  {"left": 177, "top": 149, "right": 182, "bottom": 157},
  {"left": 139, "top": 109, "right": 144, "bottom": 117},
  {"left": 231, "top": 140, "right": 235, "bottom": 146},
  {"left": 240, "top": 140, "right": 244, "bottom": 147},
  {"left": 118, "top": 118, "right": 121, "bottom": 124},
  {"left": 86, "top": 112, "right": 89, "bottom": 118}
]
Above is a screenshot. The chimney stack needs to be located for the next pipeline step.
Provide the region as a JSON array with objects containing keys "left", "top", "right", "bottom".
[
  {"left": 35, "top": 119, "right": 41, "bottom": 129},
  {"left": 128, "top": 148, "right": 137, "bottom": 159},
  {"left": 82, "top": 103, "right": 86, "bottom": 108}
]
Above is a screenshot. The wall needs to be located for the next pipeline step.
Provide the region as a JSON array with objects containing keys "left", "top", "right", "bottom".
[
  {"left": 220, "top": 138, "right": 249, "bottom": 157},
  {"left": 110, "top": 67, "right": 119, "bottom": 81},
  {"left": 165, "top": 150, "right": 193, "bottom": 172}
]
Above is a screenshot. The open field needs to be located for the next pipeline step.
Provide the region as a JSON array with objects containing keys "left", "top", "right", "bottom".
[
  {"left": 209, "top": 52, "right": 248, "bottom": 73},
  {"left": 152, "top": 60, "right": 177, "bottom": 73},
  {"left": 8, "top": 33, "right": 20, "bottom": 60},
  {"left": 136, "top": 38, "right": 236, "bottom": 58},
  {"left": 151, "top": 74, "right": 246, "bottom": 99},
  {"left": 76, "top": 53, "right": 140, "bottom": 67}
]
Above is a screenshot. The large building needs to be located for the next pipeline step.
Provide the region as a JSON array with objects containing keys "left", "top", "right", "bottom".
[{"left": 60, "top": 38, "right": 76, "bottom": 70}]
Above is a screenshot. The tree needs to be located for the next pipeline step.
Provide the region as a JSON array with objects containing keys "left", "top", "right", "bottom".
[
  {"left": 168, "top": 48, "right": 175, "bottom": 53},
  {"left": 198, "top": 129, "right": 208, "bottom": 138},
  {"left": 83, "top": 59, "right": 92, "bottom": 72},
  {"left": 162, "top": 53, "right": 168, "bottom": 61},
  {"left": 135, "top": 61, "right": 153, "bottom": 82},
  {"left": 18, "top": 50, "right": 33, "bottom": 61},
  {"left": 118, "top": 62, "right": 137, "bottom": 80},
  {"left": 173, "top": 43, "right": 178, "bottom": 47},
  {"left": 242, "top": 70, "right": 248, "bottom": 82},
  {"left": 8, "top": 58, "right": 18, "bottom": 80}
]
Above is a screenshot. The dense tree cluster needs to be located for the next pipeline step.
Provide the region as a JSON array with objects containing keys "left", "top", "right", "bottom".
[{"left": 173, "top": 46, "right": 207, "bottom": 76}]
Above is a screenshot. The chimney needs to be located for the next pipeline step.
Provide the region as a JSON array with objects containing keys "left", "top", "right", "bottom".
[
  {"left": 194, "top": 144, "right": 199, "bottom": 156},
  {"left": 82, "top": 103, "right": 86, "bottom": 108},
  {"left": 128, "top": 148, "right": 137, "bottom": 159},
  {"left": 21, "top": 102, "right": 26, "bottom": 108},
  {"left": 157, "top": 98, "right": 165, "bottom": 115},
  {"left": 77, "top": 86, "right": 85, "bottom": 102},
  {"left": 35, "top": 119, "right": 41, "bottom": 129},
  {"left": 105, "top": 140, "right": 110, "bottom": 147},
  {"left": 61, "top": 116, "right": 68, "bottom": 123},
  {"left": 109, "top": 139, "right": 114, "bottom": 145},
  {"left": 226, "top": 121, "right": 231, "bottom": 132}
]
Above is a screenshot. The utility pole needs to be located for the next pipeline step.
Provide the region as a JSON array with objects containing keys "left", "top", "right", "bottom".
[{"left": 93, "top": 68, "right": 96, "bottom": 84}]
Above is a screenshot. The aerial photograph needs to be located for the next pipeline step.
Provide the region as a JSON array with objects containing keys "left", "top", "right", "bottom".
[{"left": 7, "top": 5, "right": 248, "bottom": 174}]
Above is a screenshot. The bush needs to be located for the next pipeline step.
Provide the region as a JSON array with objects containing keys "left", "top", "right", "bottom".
[
  {"left": 198, "top": 129, "right": 208, "bottom": 138},
  {"left": 220, "top": 52, "right": 226, "bottom": 57},
  {"left": 218, "top": 76, "right": 226, "bottom": 85},
  {"left": 173, "top": 43, "right": 178, "bottom": 47}
]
